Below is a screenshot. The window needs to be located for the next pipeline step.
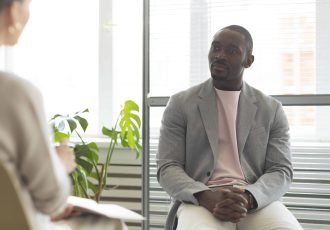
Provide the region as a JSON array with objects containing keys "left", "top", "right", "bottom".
[
  {"left": 0, "top": 0, "right": 142, "bottom": 136},
  {"left": 148, "top": 0, "right": 330, "bottom": 141},
  {"left": 149, "top": 0, "right": 330, "bottom": 97}
]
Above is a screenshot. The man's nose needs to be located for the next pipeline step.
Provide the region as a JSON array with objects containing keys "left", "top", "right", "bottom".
[{"left": 214, "top": 49, "right": 226, "bottom": 59}]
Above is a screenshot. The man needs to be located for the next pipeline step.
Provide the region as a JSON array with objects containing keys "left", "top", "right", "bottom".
[{"left": 157, "top": 25, "right": 302, "bottom": 230}]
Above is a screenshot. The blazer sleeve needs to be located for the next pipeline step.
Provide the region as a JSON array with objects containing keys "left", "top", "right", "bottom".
[
  {"left": 157, "top": 95, "right": 209, "bottom": 205},
  {"left": 246, "top": 102, "right": 293, "bottom": 210}
]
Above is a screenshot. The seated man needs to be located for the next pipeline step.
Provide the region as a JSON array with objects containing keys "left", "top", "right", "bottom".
[{"left": 157, "top": 25, "right": 302, "bottom": 230}]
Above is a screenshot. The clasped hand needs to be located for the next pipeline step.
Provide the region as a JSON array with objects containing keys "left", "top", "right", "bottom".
[{"left": 195, "top": 186, "right": 249, "bottom": 223}]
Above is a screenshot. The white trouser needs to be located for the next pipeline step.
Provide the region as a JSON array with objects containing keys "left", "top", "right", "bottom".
[{"left": 177, "top": 201, "right": 303, "bottom": 230}]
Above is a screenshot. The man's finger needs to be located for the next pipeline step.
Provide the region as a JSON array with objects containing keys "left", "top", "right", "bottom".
[{"left": 224, "top": 192, "right": 248, "bottom": 205}]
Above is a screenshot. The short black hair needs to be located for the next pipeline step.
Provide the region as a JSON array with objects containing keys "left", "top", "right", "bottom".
[{"left": 222, "top": 25, "right": 253, "bottom": 54}]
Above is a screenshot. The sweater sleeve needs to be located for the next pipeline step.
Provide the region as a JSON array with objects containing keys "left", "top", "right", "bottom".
[{"left": 9, "top": 78, "right": 71, "bottom": 215}]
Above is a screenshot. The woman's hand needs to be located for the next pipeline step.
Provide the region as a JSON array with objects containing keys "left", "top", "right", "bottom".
[
  {"left": 56, "top": 139, "right": 76, "bottom": 173},
  {"left": 51, "top": 204, "right": 81, "bottom": 222}
]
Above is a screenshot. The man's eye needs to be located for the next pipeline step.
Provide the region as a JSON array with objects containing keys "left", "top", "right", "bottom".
[
  {"left": 212, "top": 45, "right": 219, "bottom": 51},
  {"left": 228, "top": 48, "right": 238, "bottom": 54}
]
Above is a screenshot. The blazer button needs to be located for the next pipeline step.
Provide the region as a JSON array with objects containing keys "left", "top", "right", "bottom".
[{"left": 207, "top": 171, "right": 211, "bottom": 176}]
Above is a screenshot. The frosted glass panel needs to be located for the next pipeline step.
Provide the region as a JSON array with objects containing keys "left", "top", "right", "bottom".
[{"left": 149, "top": 0, "right": 330, "bottom": 96}]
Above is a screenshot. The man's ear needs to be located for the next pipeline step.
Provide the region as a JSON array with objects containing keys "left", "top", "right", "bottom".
[{"left": 244, "top": 54, "right": 254, "bottom": 68}]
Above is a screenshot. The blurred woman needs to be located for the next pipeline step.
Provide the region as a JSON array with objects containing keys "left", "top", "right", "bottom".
[
  {"left": 0, "top": 0, "right": 76, "bottom": 229},
  {"left": 1, "top": 1, "right": 128, "bottom": 229}
]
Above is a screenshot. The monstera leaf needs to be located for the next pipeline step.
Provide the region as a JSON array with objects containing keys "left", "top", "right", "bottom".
[
  {"left": 49, "top": 101, "right": 142, "bottom": 202},
  {"left": 119, "top": 100, "right": 141, "bottom": 154}
]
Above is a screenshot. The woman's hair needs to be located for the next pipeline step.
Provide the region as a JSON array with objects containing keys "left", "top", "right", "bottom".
[{"left": 0, "top": 0, "right": 22, "bottom": 12}]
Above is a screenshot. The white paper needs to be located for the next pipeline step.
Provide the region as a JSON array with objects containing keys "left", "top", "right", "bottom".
[{"left": 67, "top": 196, "right": 144, "bottom": 221}]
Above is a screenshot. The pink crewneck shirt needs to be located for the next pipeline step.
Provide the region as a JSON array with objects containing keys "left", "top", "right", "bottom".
[{"left": 207, "top": 88, "right": 247, "bottom": 187}]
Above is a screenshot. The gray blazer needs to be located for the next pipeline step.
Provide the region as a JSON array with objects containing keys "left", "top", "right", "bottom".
[{"left": 157, "top": 79, "right": 293, "bottom": 229}]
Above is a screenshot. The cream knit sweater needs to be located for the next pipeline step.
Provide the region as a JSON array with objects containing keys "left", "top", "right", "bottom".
[{"left": 0, "top": 71, "right": 70, "bottom": 229}]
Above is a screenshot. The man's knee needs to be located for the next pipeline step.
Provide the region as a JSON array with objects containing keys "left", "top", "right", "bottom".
[
  {"left": 238, "top": 201, "right": 302, "bottom": 230},
  {"left": 177, "top": 204, "right": 236, "bottom": 230}
]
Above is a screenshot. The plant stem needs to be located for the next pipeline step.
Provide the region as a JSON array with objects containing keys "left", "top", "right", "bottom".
[
  {"left": 78, "top": 179, "right": 90, "bottom": 199},
  {"left": 74, "top": 130, "right": 85, "bottom": 145},
  {"left": 99, "top": 115, "right": 120, "bottom": 200},
  {"left": 96, "top": 164, "right": 106, "bottom": 202},
  {"left": 92, "top": 161, "right": 100, "bottom": 185},
  {"left": 102, "top": 138, "right": 115, "bottom": 186}
]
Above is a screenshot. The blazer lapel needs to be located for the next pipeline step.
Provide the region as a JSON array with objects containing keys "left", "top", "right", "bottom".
[
  {"left": 236, "top": 82, "right": 257, "bottom": 155},
  {"left": 198, "top": 79, "right": 218, "bottom": 158}
]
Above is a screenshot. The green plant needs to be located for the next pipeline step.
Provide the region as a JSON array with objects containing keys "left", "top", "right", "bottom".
[{"left": 50, "top": 100, "right": 142, "bottom": 202}]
